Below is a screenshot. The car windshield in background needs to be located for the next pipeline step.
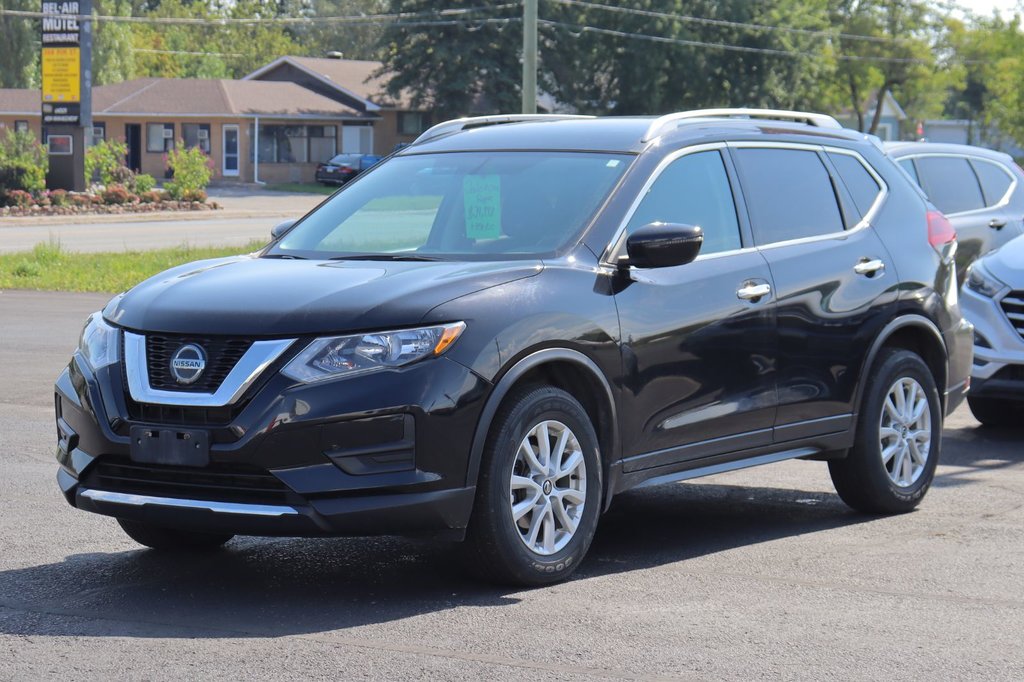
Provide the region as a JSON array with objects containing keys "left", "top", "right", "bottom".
[{"left": 272, "top": 151, "right": 632, "bottom": 259}]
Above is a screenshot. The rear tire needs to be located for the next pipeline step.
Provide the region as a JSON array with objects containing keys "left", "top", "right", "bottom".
[
  {"left": 967, "top": 396, "right": 1021, "bottom": 427},
  {"left": 117, "top": 519, "right": 234, "bottom": 551},
  {"left": 829, "top": 349, "right": 942, "bottom": 514},
  {"left": 464, "top": 385, "right": 602, "bottom": 586}
]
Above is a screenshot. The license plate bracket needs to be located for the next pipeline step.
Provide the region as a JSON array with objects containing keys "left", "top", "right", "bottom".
[{"left": 129, "top": 426, "right": 210, "bottom": 466}]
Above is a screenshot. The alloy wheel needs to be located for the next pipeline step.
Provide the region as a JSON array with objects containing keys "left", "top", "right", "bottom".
[
  {"left": 878, "top": 377, "right": 932, "bottom": 488},
  {"left": 508, "top": 419, "right": 588, "bottom": 556}
]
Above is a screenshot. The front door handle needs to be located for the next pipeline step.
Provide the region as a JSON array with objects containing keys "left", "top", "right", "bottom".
[
  {"left": 989, "top": 218, "right": 1007, "bottom": 229},
  {"left": 853, "top": 258, "right": 885, "bottom": 276},
  {"left": 736, "top": 283, "right": 771, "bottom": 301}
]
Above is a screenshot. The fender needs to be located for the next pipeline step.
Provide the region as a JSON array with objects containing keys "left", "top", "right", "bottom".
[
  {"left": 854, "top": 313, "right": 948, "bottom": 416},
  {"left": 464, "top": 347, "right": 619, "bottom": 496}
]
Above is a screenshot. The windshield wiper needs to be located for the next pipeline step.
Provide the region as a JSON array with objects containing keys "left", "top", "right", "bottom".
[
  {"left": 262, "top": 253, "right": 308, "bottom": 260},
  {"left": 328, "top": 254, "right": 444, "bottom": 262}
]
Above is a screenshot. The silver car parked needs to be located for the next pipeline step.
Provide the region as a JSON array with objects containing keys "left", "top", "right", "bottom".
[
  {"left": 885, "top": 142, "right": 1024, "bottom": 282},
  {"left": 961, "top": 233, "right": 1024, "bottom": 425}
]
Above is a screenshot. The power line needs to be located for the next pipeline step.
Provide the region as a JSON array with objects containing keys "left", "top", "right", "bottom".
[
  {"left": 547, "top": 0, "right": 921, "bottom": 47},
  {"left": 0, "top": 4, "right": 519, "bottom": 26},
  {"left": 540, "top": 19, "right": 976, "bottom": 65}
]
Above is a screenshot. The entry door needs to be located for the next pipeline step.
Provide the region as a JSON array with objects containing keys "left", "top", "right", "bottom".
[
  {"left": 731, "top": 145, "right": 897, "bottom": 439},
  {"left": 222, "top": 125, "right": 239, "bottom": 177},
  {"left": 124, "top": 124, "right": 141, "bottom": 172},
  {"left": 614, "top": 148, "right": 777, "bottom": 471}
]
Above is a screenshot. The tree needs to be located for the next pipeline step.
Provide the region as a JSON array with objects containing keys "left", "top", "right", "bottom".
[
  {"left": 0, "top": 0, "right": 39, "bottom": 88},
  {"left": 93, "top": 0, "right": 137, "bottom": 84}
]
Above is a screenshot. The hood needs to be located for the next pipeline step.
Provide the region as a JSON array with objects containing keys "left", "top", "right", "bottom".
[
  {"left": 103, "top": 255, "right": 542, "bottom": 336},
  {"left": 984, "top": 235, "right": 1024, "bottom": 287}
]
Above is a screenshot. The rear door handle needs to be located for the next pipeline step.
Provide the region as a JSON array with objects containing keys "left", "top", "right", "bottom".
[
  {"left": 989, "top": 218, "right": 1007, "bottom": 229},
  {"left": 736, "top": 283, "right": 771, "bottom": 301},
  {"left": 853, "top": 258, "right": 885, "bottom": 276}
]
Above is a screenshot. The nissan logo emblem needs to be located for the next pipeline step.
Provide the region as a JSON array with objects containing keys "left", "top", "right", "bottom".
[{"left": 170, "top": 344, "right": 207, "bottom": 385}]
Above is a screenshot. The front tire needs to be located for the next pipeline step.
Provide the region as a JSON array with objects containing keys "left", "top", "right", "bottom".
[
  {"left": 464, "top": 385, "right": 602, "bottom": 586},
  {"left": 829, "top": 349, "right": 942, "bottom": 514},
  {"left": 117, "top": 518, "right": 234, "bottom": 551},
  {"left": 967, "top": 396, "right": 1021, "bottom": 427}
]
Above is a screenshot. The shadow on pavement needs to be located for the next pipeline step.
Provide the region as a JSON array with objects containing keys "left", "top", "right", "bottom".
[
  {"left": 933, "top": 422, "right": 1024, "bottom": 487},
  {"left": 0, "top": 482, "right": 872, "bottom": 640}
]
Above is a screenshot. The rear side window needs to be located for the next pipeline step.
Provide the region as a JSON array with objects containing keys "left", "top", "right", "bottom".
[
  {"left": 915, "top": 156, "right": 985, "bottom": 214},
  {"left": 970, "top": 159, "right": 1013, "bottom": 206},
  {"left": 734, "top": 148, "right": 845, "bottom": 244},
  {"left": 625, "top": 150, "right": 742, "bottom": 255},
  {"left": 898, "top": 158, "right": 920, "bottom": 185},
  {"left": 828, "top": 152, "right": 883, "bottom": 221}
]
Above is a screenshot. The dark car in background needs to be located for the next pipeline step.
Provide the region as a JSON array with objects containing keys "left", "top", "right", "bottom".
[
  {"left": 55, "top": 110, "right": 971, "bottom": 585},
  {"left": 315, "top": 153, "right": 382, "bottom": 186},
  {"left": 885, "top": 142, "right": 1024, "bottom": 281}
]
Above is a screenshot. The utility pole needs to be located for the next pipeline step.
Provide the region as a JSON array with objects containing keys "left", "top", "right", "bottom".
[{"left": 522, "top": 0, "right": 537, "bottom": 114}]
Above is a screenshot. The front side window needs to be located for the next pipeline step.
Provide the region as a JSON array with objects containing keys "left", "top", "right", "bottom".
[
  {"left": 625, "top": 150, "right": 742, "bottom": 255},
  {"left": 735, "top": 148, "right": 845, "bottom": 244},
  {"left": 272, "top": 151, "right": 631, "bottom": 259},
  {"left": 915, "top": 156, "right": 985, "bottom": 214}
]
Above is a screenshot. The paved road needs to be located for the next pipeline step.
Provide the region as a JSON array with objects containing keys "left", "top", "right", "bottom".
[
  {"left": 0, "top": 190, "right": 323, "bottom": 254},
  {"left": 1, "top": 289, "right": 1022, "bottom": 680}
]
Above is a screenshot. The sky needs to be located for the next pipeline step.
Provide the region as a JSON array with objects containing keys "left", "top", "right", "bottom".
[{"left": 956, "top": 0, "right": 1023, "bottom": 16}]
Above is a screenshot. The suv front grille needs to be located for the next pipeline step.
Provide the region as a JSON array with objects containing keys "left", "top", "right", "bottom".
[
  {"left": 146, "top": 334, "right": 253, "bottom": 393},
  {"left": 1000, "top": 291, "right": 1024, "bottom": 340},
  {"left": 82, "top": 458, "right": 297, "bottom": 505}
]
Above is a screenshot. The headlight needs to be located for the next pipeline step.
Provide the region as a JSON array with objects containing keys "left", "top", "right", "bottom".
[
  {"left": 965, "top": 261, "right": 1005, "bottom": 298},
  {"left": 78, "top": 313, "right": 119, "bottom": 370},
  {"left": 282, "top": 322, "right": 466, "bottom": 383}
]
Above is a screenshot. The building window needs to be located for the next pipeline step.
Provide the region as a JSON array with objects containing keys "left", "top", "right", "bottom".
[
  {"left": 88, "top": 123, "right": 105, "bottom": 147},
  {"left": 182, "top": 123, "right": 211, "bottom": 153},
  {"left": 146, "top": 123, "right": 174, "bottom": 152},
  {"left": 256, "top": 124, "right": 335, "bottom": 163},
  {"left": 15, "top": 120, "right": 29, "bottom": 133},
  {"left": 398, "top": 112, "right": 430, "bottom": 136},
  {"left": 307, "top": 125, "right": 336, "bottom": 162}
]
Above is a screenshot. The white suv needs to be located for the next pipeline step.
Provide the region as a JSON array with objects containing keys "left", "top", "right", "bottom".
[{"left": 961, "top": 234, "right": 1024, "bottom": 425}]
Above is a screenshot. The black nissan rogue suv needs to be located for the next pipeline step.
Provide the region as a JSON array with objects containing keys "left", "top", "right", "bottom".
[{"left": 55, "top": 109, "right": 972, "bottom": 585}]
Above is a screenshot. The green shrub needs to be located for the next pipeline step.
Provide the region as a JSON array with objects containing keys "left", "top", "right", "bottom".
[
  {"left": 0, "top": 129, "right": 47, "bottom": 193},
  {"left": 134, "top": 173, "right": 156, "bottom": 193},
  {"left": 165, "top": 141, "right": 212, "bottom": 201},
  {"left": 48, "top": 189, "right": 69, "bottom": 206},
  {"left": 85, "top": 138, "right": 129, "bottom": 186}
]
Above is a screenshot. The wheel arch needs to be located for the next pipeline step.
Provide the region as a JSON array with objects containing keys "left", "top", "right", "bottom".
[
  {"left": 466, "top": 348, "right": 620, "bottom": 508},
  {"left": 856, "top": 314, "right": 948, "bottom": 418}
]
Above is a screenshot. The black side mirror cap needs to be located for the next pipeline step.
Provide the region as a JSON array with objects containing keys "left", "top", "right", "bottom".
[
  {"left": 271, "top": 219, "right": 297, "bottom": 240},
  {"left": 624, "top": 222, "right": 703, "bottom": 269}
]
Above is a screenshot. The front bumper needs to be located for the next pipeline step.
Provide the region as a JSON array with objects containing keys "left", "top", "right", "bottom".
[
  {"left": 961, "top": 285, "right": 1024, "bottom": 404},
  {"left": 55, "top": 350, "right": 490, "bottom": 538}
]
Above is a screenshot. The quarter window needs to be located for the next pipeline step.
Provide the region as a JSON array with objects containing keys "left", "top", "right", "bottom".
[
  {"left": 828, "top": 152, "right": 882, "bottom": 221},
  {"left": 734, "top": 148, "right": 845, "bottom": 244},
  {"left": 915, "top": 156, "right": 985, "bottom": 214},
  {"left": 625, "top": 150, "right": 742, "bottom": 255},
  {"left": 898, "top": 158, "right": 920, "bottom": 185},
  {"left": 970, "top": 159, "right": 1013, "bottom": 207}
]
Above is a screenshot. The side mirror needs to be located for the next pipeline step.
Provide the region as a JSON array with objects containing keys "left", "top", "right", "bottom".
[
  {"left": 624, "top": 222, "right": 703, "bottom": 269},
  {"left": 271, "top": 219, "right": 297, "bottom": 240}
]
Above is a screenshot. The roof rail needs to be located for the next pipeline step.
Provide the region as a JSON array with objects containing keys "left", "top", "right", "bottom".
[
  {"left": 642, "top": 108, "right": 843, "bottom": 141},
  {"left": 414, "top": 114, "right": 596, "bottom": 144}
]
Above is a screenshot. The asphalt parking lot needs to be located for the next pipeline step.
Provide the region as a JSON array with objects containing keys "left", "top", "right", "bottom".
[{"left": 0, "top": 289, "right": 1022, "bottom": 680}]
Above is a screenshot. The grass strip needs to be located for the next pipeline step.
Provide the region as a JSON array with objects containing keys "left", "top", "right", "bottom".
[{"left": 0, "top": 240, "right": 266, "bottom": 293}]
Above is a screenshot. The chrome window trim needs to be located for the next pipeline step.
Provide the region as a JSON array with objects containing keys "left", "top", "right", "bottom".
[
  {"left": 123, "top": 332, "right": 295, "bottom": 407},
  {"left": 726, "top": 141, "right": 889, "bottom": 252},
  {"left": 603, "top": 141, "right": 890, "bottom": 262},
  {"left": 80, "top": 488, "right": 299, "bottom": 517},
  {"left": 900, "top": 152, "right": 1017, "bottom": 216}
]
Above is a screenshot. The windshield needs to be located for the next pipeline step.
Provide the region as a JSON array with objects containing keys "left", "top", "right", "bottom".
[{"left": 271, "top": 151, "right": 632, "bottom": 259}]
